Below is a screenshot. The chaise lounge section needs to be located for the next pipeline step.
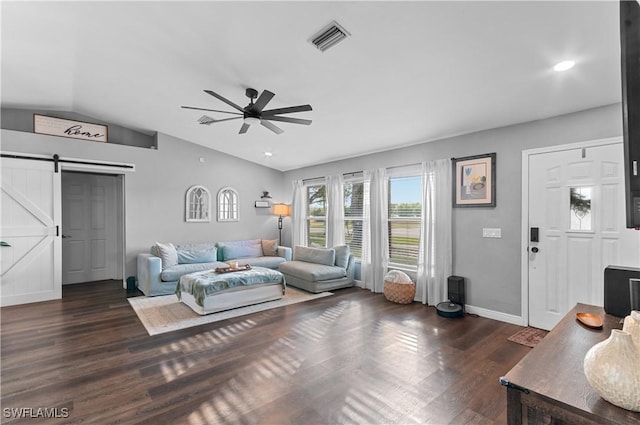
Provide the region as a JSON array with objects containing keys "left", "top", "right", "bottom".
[
  {"left": 137, "top": 239, "right": 291, "bottom": 296},
  {"left": 278, "top": 245, "right": 355, "bottom": 293}
]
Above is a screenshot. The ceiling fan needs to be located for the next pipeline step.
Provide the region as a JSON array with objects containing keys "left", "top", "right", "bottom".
[{"left": 182, "top": 88, "right": 312, "bottom": 134}]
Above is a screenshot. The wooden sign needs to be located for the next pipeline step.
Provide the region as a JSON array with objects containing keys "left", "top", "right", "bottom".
[{"left": 34, "top": 114, "right": 108, "bottom": 142}]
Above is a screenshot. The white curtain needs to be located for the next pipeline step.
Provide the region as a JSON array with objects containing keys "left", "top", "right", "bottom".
[
  {"left": 361, "top": 168, "right": 389, "bottom": 293},
  {"left": 291, "top": 179, "right": 307, "bottom": 249},
  {"left": 416, "top": 158, "right": 453, "bottom": 305},
  {"left": 326, "top": 174, "right": 345, "bottom": 248}
]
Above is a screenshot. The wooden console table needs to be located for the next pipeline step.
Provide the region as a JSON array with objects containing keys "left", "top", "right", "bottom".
[{"left": 503, "top": 303, "right": 640, "bottom": 425}]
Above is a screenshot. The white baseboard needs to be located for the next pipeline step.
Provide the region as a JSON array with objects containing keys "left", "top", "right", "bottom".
[
  {"left": 465, "top": 304, "right": 527, "bottom": 326},
  {"left": 351, "top": 282, "right": 527, "bottom": 326}
]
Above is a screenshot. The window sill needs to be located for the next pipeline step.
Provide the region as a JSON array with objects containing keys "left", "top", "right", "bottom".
[{"left": 387, "top": 264, "right": 418, "bottom": 273}]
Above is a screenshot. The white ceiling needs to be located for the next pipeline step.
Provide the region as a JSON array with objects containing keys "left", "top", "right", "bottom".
[{"left": 1, "top": 1, "right": 622, "bottom": 171}]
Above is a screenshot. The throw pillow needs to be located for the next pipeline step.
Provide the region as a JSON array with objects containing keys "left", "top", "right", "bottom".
[
  {"left": 294, "top": 245, "right": 335, "bottom": 266},
  {"left": 176, "top": 245, "right": 217, "bottom": 264},
  {"left": 261, "top": 239, "right": 278, "bottom": 256},
  {"left": 155, "top": 242, "right": 178, "bottom": 269},
  {"left": 334, "top": 244, "right": 350, "bottom": 269},
  {"left": 223, "top": 242, "right": 263, "bottom": 260}
]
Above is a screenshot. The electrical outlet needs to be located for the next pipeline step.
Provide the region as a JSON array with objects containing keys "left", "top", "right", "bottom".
[{"left": 482, "top": 228, "right": 502, "bottom": 238}]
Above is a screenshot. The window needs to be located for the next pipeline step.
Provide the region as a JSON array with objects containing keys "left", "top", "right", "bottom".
[
  {"left": 217, "top": 187, "right": 239, "bottom": 222},
  {"left": 306, "top": 184, "right": 326, "bottom": 247},
  {"left": 185, "top": 185, "right": 211, "bottom": 222},
  {"left": 388, "top": 176, "right": 422, "bottom": 268},
  {"left": 344, "top": 180, "right": 365, "bottom": 259},
  {"left": 570, "top": 186, "right": 592, "bottom": 231}
]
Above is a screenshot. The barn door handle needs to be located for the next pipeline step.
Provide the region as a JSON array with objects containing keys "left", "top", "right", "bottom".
[{"left": 530, "top": 227, "right": 539, "bottom": 242}]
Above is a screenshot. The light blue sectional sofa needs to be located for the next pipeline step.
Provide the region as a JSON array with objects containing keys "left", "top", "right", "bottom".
[
  {"left": 137, "top": 238, "right": 292, "bottom": 296},
  {"left": 278, "top": 245, "right": 355, "bottom": 293}
]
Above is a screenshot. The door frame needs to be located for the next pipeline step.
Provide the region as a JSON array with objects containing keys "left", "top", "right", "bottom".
[
  {"left": 59, "top": 165, "right": 128, "bottom": 288},
  {"left": 2, "top": 151, "right": 133, "bottom": 290},
  {"left": 520, "top": 136, "right": 623, "bottom": 326},
  {"left": 61, "top": 171, "right": 122, "bottom": 284}
]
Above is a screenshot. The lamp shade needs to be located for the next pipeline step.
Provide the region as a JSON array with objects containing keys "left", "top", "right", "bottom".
[{"left": 273, "top": 204, "right": 290, "bottom": 216}]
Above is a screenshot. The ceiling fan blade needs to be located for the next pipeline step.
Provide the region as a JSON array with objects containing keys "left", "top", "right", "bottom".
[
  {"left": 182, "top": 106, "right": 242, "bottom": 115},
  {"left": 239, "top": 123, "right": 250, "bottom": 134},
  {"left": 263, "top": 115, "right": 312, "bottom": 126},
  {"left": 198, "top": 115, "right": 216, "bottom": 125},
  {"left": 204, "top": 90, "right": 245, "bottom": 112},
  {"left": 260, "top": 120, "right": 284, "bottom": 134},
  {"left": 198, "top": 115, "right": 241, "bottom": 125},
  {"left": 252, "top": 90, "right": 275, "bottom": 113},
  {"left": 262, "top": 104, "right": 312, "bottom": 116}
]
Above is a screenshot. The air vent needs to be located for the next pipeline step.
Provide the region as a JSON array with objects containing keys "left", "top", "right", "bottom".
[{"left": 310, "top": 21, "right": 350, "bottom": 52}]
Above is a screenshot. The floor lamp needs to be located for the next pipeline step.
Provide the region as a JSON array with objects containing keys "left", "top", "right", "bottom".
[{"left": 272, "top": 204, "right": 290, "bottom": 246}]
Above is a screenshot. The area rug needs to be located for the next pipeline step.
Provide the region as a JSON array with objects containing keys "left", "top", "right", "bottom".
[
  {"left": 128, "top": 287, "right": 332, "bottom": 336},
  {"left": 508, "top": 327, "right": 549, "bottom": 348}
]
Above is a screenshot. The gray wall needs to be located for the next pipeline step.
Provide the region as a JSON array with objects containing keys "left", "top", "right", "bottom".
[
  {"left": 1, "top": 103, "right": 624, "bottom": 316},
  {"left": 0, "top": 129, "right": 288, "bottom": 279},
  {"left": 283, "top": 103, "right": 624, "bottom": 316}
]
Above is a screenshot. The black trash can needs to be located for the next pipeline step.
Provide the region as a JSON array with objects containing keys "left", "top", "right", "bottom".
[{"left": 126, "top": 276, "right": 137, "bottom": 292}]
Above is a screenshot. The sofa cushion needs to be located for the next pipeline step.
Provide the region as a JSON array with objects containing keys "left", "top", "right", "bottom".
[
  {"left": 294, "top": 246, "right": 335, "bottom": 266},
  {"left": 230, "top": 256, "right": 287, "bottom": 269},
  {"left": 334, "top": 245, "right": 350, "bottom": 268},
  {"left": 261, "top": 239, "right": 278, "bottom": 256},
  {"left": 160, "top": 261, "right": 228, "bottom": 282},
  {"left": 218, "top": 239, "right": 263, "bottom": 261},
  {"left": 155, "top": 242, "right": 178, "bottom": 269},
  {"left": 176, "top": 243, "right": 217, "bottom": 264},
  {"left": 279, "top": 261, "right": 346, "bottom": 282}
]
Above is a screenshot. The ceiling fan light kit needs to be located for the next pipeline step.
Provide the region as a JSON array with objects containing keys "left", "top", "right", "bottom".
[
  {"left": 182, "top": 87, "right": 312, "bottom": 135},
  {"left": 243, "top": 116, "right": 261, "bottom": 126}
]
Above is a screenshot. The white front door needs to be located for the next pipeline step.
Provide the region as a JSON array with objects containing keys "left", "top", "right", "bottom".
[
  {"left": 0, "top": 157, "right": 62, "bottom": 306},
  {"left": 62, "top": 172, "right": 118, "bottom": 284},
  {"left": 528, "top": 141, "right": 640, "bottom": 330}
]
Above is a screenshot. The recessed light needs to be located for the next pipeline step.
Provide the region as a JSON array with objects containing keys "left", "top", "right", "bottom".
[
  {"left": 554, "top": 60, "right": 575, "bottom": 72},
  {"left": 264, "top": 151, "right": 273, "bottom": 157}
]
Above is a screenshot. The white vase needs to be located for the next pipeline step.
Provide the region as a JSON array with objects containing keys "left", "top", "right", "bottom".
[
  {"left": 583, "top": 329, "right": 640, "bottom": 412},
  {"left": 623, "top": 310, "right": 640, "bottom": 350}
]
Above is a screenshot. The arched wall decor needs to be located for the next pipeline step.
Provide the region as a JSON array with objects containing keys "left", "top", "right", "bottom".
[
  {"left": 217, "top": 187, "right": 239, "bottom": 222},
  {"left": 185, "top": 185, "right": 211, "bottom": 222}
]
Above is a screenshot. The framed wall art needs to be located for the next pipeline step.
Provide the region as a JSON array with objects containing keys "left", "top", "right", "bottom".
[
  {"left": 452, "top": 153, "right": 496, "bottom": 207},
  {"left": 185, "top": 185, "right": 211, "bottom": 222},
  {"left": 217, "top": 187, "right": 239, "bottom": 222},
  {"left": 34, "top": 114, "right": 108, "bottom": 142}
]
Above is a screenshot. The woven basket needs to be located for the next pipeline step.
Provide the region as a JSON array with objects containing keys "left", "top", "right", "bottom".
[{"left": 384, "top": 280, "right": 416, "bottom": 304}]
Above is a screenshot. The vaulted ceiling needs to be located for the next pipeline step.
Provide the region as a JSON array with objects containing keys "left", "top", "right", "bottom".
[{"left": 1, "top": 1, "right": 622, "bottom": 171}]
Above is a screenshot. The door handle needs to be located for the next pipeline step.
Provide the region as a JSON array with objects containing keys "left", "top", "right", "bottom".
[
  {"left": 531, "top": 247, "right": 539, "bottom": 253},
  {"left": 62, "top": 235, "right": 70, "bottom": 238}
]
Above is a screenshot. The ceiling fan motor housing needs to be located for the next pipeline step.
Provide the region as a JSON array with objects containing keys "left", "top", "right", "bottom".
[{"left": 245, "top": 88, "right": 258, "bottom": 100}]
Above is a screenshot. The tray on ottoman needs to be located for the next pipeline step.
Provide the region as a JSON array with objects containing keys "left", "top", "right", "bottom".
[{"left": 215, "top": 265, "right": 252, "bottom": 273}]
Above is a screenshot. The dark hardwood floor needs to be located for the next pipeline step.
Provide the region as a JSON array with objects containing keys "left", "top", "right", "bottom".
[{"left": 1, "top": 281, "right": 531, "bottom": 424}]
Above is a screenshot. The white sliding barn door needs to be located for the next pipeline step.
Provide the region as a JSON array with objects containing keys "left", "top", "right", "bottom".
[
  {"left": 527, "top": 141, "right": 640, "bottom": 330},
  {"left": 1, "top": 157, "right": 62, "bottom": 306}
]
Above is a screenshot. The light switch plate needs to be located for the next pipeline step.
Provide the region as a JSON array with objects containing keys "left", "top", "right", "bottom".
[{"left": 483, "top": 228, "right": 502, "bottom": 238}]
